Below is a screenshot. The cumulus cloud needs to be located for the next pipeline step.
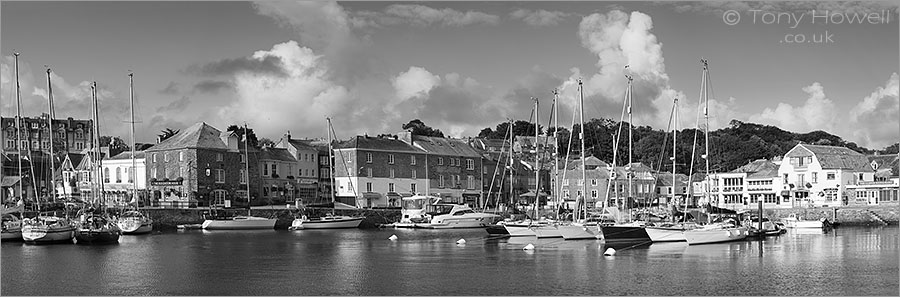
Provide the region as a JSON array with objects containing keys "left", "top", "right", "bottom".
[
  {"left": 252, "top": 1, "right": 352, "bottom": 51},
  {"left": 159, "top": 82, "right": 180, "bottom": 95},
  {"left": 186, "top": 55, "right": 287, "bottom": 77},
  {"left": 354, "top": 4, "right": 500, "bottom": 28},
  {"left": 510, "top": 9, "right": 573, "bottom": 26},
  {"left": 192, "top": 80, "right": 235, "bottom": 94}
]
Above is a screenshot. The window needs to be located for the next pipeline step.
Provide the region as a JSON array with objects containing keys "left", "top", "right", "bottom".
[
  {"left": 216, "top": 153, "right": 223, "bottom": 162},
  {"left": 797, "top": 174, "right": 805, "bottom": 186},
  {"left": 240, "top": 154, "right": 245, "bottom": 163},
  {"left": 388, "top": 183, "right": 395, "bottom": 192},
  {"left": 388, "top": 154, "right": 394, "bottom": 164},
  {"left": 179, "top": 152, "right": 184, "bottom": 162},
  {"left": 577, "top": 179, "right": 584, "bottom": 186},
  {"left": 783, "top": 174, "right": 789, "bottom": 184},
  {"left": 272, "top": 164, "right": 277, "bottom": 176},
  {"left": 6, "top": 140, "right": 14, "bottom": 148},
  {"left": 151, "top": 168, "right": 157, "bottom": 179},
  {"left": 128, "top": 167, "right": 133, "bottom": 183},
  {"left": 390, "top": 169, "right": 395, "bottom": 179},
  {"left": 215, "top": 169, "right": 225, "bottom": 183},
  {"left": 263, "top": 164, "right": 269, "bottom": 176},
  {"left": 42, "top": 141, "right": 49, "bottom": 149},
  {"left": 240, "top": 169, "right": 247, "bottom": 184},
  {"left": 102, "top": 167, "right": 110, "bottom": 183},
  {"left": 366, "top": 182, "right": 372, "bottom": 192},
  {"left": 591, "top": 190, "right": 598, "bottom": 198},
  {"left": 366, "top": 153, "right": 373, "bottom": 163},
  {"left": 76, "top": 142, "right": 84, "bottom": 150},
  {"left": 591, "top": 179, "right": 597, "bottom": 186},
  {"left": 812, "top": 172, "right": 817, "bottom": 183},
  {"left": 439, "top": 175, "right": 445, "bottom": 188},
  {"left": 164, "top": 153, "right": 169, "bottom": 162},
  {"left": 213, "top": 190, "right": 226, "bottom": 205},
  {"left": 411, "top": 155, "right": 416, "bottom": 165},
  {"left": 563, "top": 179, "right": 569, "bottom": 186},
  {"left": 75, "top": 130, "right": 84, "bottom": 139},
  {"left": 366, "top": 168, "right": 372, "bottom": 177},
  {"left": 263, "top": 186, "right": 270, "bottom": 197},
  {"left": 115, "top": 167, "right": 122, "bottom": 183},
  {"left": 438, "top": 157, "right": 443, "bottom": 165},
  {"left": 467, "top": 159, "right": 474, "bottom": 170},
  {"left": 411, "top": 183, "right": 417, "bottom": 193},
  {"left": 467, "top": 175, "right": 475, "bottom": 189}
]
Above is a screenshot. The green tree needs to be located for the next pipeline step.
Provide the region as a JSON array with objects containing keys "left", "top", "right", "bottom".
[
  {"left": 402, "top": 119, "right": 445, "bottom": 137},
  {"left": 158, "top": 128, "right": 180, "bottom": 142},
  {"left": 226, "top": 125, "right": 259, "bottom": 147}
]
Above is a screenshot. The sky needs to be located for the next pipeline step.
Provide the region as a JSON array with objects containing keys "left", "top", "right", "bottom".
[{"left": 1, "top": 1, "right": 898, "bottom": 150}]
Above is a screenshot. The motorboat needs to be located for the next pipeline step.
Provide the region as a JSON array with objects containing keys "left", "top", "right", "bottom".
[
  {"left": 683, "top": 220, "right": 748, "bottom": 245},
  {"left": 745, "top": 216, "right": 784, "bottom": 237},
  {"left": 415, "top": 204, "right": 500, "bottom": 229},
  {"left": 289, "top": 214, "right": 363, "bottom": 230},
  {"left": 780, "top": 213, "right": 824, "bottom": 229},
  {"left": 22, "top": 216, "right": 76, "bottom": 244},
  {"left": 117, "top": 210, "right": 153, "bottom": 235},
  {"left": 202, "top": 215, "right": 277, "bottom": 230},
  {"left": 385, "top": 195, "right": 436, "bottom": 228},
  {"left": 75, "top": 213, "right": 121, "bottom": 244}
]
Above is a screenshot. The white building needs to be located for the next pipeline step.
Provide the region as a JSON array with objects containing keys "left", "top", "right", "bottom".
[
  {"left": 701, "top": 159, "right": 783, "bottom": 210},
  {"left": 777, "top": 144, "right": 874, "bottom": 208},
  {"left": 845, "top": 154, "right": 899, "bottom": 206},
  {"left": 100, "top": 151, "right": 147, "bottom": 206}
]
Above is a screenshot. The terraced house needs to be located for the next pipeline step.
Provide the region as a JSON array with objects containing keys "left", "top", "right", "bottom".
[{"left": 777, "top": 143, "right": 874, "bottom": 208}]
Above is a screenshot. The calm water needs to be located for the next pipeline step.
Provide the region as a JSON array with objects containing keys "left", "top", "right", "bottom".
[{"left": 2, "top": 226, "right": 898, "bottom": 296}]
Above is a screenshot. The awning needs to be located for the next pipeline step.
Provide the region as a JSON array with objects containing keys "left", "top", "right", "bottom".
[{"left": 362, "top": 192, "right": 382, "bottom": 200}]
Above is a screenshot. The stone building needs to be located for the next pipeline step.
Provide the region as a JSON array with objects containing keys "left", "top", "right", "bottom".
[
  {"left": 275, "top": 133, "right": 324, "bottom": 204},
  {"left": 1, "top": 114, "right": 93, "bottom": 154},
  {"left": 144, "top": 122, "right": 260, "bottom": 208}
]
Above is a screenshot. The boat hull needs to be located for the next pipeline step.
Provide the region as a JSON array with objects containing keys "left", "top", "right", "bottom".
[
  {"left": 533, "top": 225, "right": 562, "bottom": 238},
  {"left": 557, "top": 224, "right": 602, "bottom": 240},
  {"left": 684, "top": 227, "right": 748, "bottom": 245},
  {"left": 1, "top": 229, "right": 23, "bottom": 241},
  {"left": 118, "top": 215, "right": 154, "bottom": 235},
  {"left": 75, "top": 229, "right": 121, "bottom": 244},
  {"left": 425, "top": 216, "right": 498, "bottom": 229},
  {"left": 645, "top": 226, "right": 687, "bottom": 242},
  {"left": 22, "top": 225, "right": 76, "bottom": 244},
  {"left": 600, "top": 226, "right": 651, "bottom": 243},
  {"left": 202, "top": 218, "right": 277, "bottom": 230},
  {"left": 485, "top": 224, "right": 509, "bottom": 236},
  {"left": 502, "top": 225, "right": 537, "bottom": 237},
  {"left": 785, "top": 220, "right": 823, "bottom": 228},
  {"left": 289, "top": 217, "right": 362, "bottom": 230}
]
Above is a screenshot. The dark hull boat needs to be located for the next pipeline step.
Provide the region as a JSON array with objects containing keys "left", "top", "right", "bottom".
[
  {"left": 599, "top": 225, "right": 651, "bottom": 243},
  {"left": 75, "top": 215, "right": 121, "bottom": 245}
]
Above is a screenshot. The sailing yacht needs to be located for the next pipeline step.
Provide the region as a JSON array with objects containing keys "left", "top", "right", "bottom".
[
  {"left": 202, "top": 123, "right": 276, "bottom": 230},
  {"left": 682, "top": 59, "right": 748, "bottom": 245},
  {"left": 117, "top": 73, "right": 153, "bottom": 235},
  {"left": 289, "top": 118, "right": 363, "bottom": 230},
  {"left": 1, "top": 205, "right": 24, "bottom": 241},
  {"left": 645, "top": 98, "right": 693, "bottom": 242},
  {"left": 75, "top": 81, "right": 121, "bottom": 244}
]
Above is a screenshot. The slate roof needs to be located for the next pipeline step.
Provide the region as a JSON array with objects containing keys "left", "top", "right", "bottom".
[
  {"left": 335, "top": 135, "right": 420, "bottom": 152},
  {"left": 146, "top": 122, "right": 226, "bottom": 151},
  {"left": 867, "top": 154, "right": 899, "bottom": 177},
  {"left": 566, "top": 156, "right": 608, "bottom": 170},
  {"left": 108, "top": 151, "right": 146, "bottom": 160},
  {"left": 655, "top": 172, "right": 689, "bottom": 187},
  {"left": 259, "top": 147, "right": 297, "bottom": 162},
  {"left": 412, "top": 136, "right": 480, "bottom": 157},
  {"left": 1, "top": 176, "right": 21, "bottom": 187},
  {"left": 731, "top": 159, "right": 779, "bottom": 179},
  {"left": 792, "top": 144, "right": 873, "bottom": 171}
]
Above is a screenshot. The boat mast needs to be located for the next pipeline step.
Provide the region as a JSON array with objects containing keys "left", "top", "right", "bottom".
[
  {"left": 327, "top": 118, "right": 335, "bottom": 204},
  {"left": 91, "top": 82, "right": 104, "bottom": 209},
  {"left": 14, "top": 53, "right": 24, "bottom": 207},
  {"left": 533, "top": 97, "right": 540, "bottom": 220},
  {"left": 672, "top": 98, "right": 678, "bottom": 222},
  {"left": 578, "top": 79, "right": 586, "bottom": 221},
  {"left": 551, "top": 89, "right": 560, "bottom": 217},
  {"left": 129, "top": 73, "right": 138, "bottom": 209},
  {"left": 244, "top": 122, "right": 251, "bottom": 215},
  {"left": 507, "top": 118, "right": 513, "bottom": 210},
  {"left": 46, "top": 68, "right": 57, "bottom": 204},
  {"left": 626, "top": 73, "right": 634, "bottom": 220},
  {"left": 701, "top": 59, "right": 712, "bottom": 210}
]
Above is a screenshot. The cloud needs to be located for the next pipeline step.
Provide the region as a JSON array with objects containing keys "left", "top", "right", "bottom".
[
  {"left": 192, "top": 80, "right": 234, "bottom": 94},
  {"left": 353, "top": 4, "right": 500, "bottom": 28},
  {"left": 156, "top": 96, "right": 192, "bottom": 113},
  {"left": 510, "top": 9, "right": 573, "bottom": 26},
  {"left": 186, "top": 55, "right": 286, "bottom": 77},
  {"left": 252, "top": 1, "right": 352, "bottom": 51},
  {"left": 668, "top": 1, "right": 899, "bottom": 15},
  {"left": 749, "top": 82, "right": 837, "bottom": 134},
  {"left": 159, "top": 82, "right": 180, "bottom": 95},
  {"left": 848, "top": 73, "right": 899, "bottom": 148}
]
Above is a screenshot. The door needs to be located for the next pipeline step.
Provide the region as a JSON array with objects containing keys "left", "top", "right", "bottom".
[{"left": 868, "top": 191, "right": 878, "bottom": 205}]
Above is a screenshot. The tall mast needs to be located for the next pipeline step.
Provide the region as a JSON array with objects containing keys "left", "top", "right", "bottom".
[
  {"left": 327, "top": 118, "right": 335, "bottom": 204},
  {"left": 46, "top": 68, "right": 57, "bottom": 203},
  {"left": 672, "top": 98, "right": 677, "bottom": 217},
  {"left": 626, "top": 73, "right": 634, "bottom": 215},
  {"left": 91, "top": 82, "right": 104, "bottom": 207},
  {"left": 14, "top": 53, "right": 24, "bottom": 206},
  {"left": 551, "top": 89, "right": 560, "bottom": 215},
  {"left": 701, "top": 59, "right": 711, "bottom": 208},
  {"left": 129, "top": 73, "right": 137, "bottom": 207},
  {"left": 244, "top": 123, "right": 251, "bottom": 214},
  {"left": 507, "top": 119, "right": 513, "bottom": 209},
  {"left": 532, "top": 97, "right": 539, "bottom": 220},
  {"left": 578, "top": 79, "right": 586, "bottom": 221}
]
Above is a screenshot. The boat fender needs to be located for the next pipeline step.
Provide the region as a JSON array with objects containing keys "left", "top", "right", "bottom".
[
  {"left": 456, "top": 238, "right": 466, "bottom": 245},
  {"left": 603, "top": 248, "right": 616, "bottom": 256},
  {"left": 388, "top": 234, "right": 398, "bottom": 241},
  {"left": 301, "top": 215, "right": 308, "bottom": 220}
]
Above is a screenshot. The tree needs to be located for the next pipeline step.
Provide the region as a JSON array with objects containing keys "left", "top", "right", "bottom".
[
  {"left": 226, "top": 125, "right": 259, "bottom": 147},
  {"left": 158, "top": 128, "right": 180, "bottom": 143},
  {"left": 881, "top": 143, "right": 899, "bottom": 154},
  {"left": 259, "top": 138, "right": 275, "bottom": 148},
  {"left": 402, "top": 119, "right": 444, "bottom": 137},
  {"left": 99, "top": 136, "right": 130, "bottom": 157}
]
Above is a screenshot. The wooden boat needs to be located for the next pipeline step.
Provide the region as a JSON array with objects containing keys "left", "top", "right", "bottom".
[
  {"left": 22, "top": 216, "right": 76, "bottom": 244},
  {"left": 75, "top": 212, "right": 121, "bottom": 244}
]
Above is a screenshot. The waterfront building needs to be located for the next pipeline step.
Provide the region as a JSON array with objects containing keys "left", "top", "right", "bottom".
[
  {"left": 401, "top": 132, "right": 485, "bottom": 206},
  {"left": 700, "top": 159, "right": 783, "bottom": 210},
  {"left": 655, "top": 172, "right": 689, "bottom": 206},
  {"left": 275, "top": 132, "right": 324, "bottom": 204},
  {"left": 99, "top": 151, "right": 148, "bottom": 207},
  {"left": 552, "top": 156, "right": 611, "bottom": 209},
  {"left": 257, "top": 146, "right": 302, "bottom": 205},
  {"left": 777, "top": 143, "right": 874, "bottom": 208},
  {"left": 846, "top": 154, "right": 899, "bottom": 206},
  {"left": 608, "top": 162, "right": 656, "bottom": 207},
  {"left": 332, "top": 134, "right": 423, "bottom": 207},
  {"left": 144, "top": 122, "right": 260, "bottom": 208},
  {"left": 1, "top": 114, "right": 94, "bottom": 155}
]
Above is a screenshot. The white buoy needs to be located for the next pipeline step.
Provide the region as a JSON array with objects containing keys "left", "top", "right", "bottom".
[
  {"left": 523, "top": 243, "right": 535, "bottom": 250},
  {"left": 388, "top": 234, "right": 398, "bottom": 241},
  {"left": 603, "top": 247, "right": 616, "bottom": 256},
  {"left": 456, "top": 238, "right": 466, "bottom": 245}
]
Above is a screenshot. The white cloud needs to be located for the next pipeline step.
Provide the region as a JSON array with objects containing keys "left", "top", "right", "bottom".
[
  {"left": 849, "top": 73, "right": 899, "bottom": 148},
  {"left": 354, "top": 4, "right": 500, "bottom": 28},
  {"left": 510, "top": 9, "right": 572, "bottom": 26},
  {"left": 748, "top": 82, "right": 837, "bottom": 134}
]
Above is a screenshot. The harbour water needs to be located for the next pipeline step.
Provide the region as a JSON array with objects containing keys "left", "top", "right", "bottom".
[{"left": 2, "top": 226, "right": 897, "bottom": 296}]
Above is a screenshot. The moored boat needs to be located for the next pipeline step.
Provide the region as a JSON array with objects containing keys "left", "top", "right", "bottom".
[
  {"left": 22, "top": 216, "right": 76, "bottom": 244},
  {"left": 599, "top": 223, "right": 651, "bottom": 243},
  {"left": 646, "top": 223, "right": 694, "bottom": 242},
  {"left": 202, "top": 215, "right": 277, "bottom": 230},
  {"left": 117, "top": 210, "right": 153, "bottom": 235},
  {"left": 414, "top": 203, "right": 500, "bottom": 229},
  {"left": 289, "top": 214, "right": 363, "bottom": 230},
  {"left": 75, "top": 213, "right": 121, "bottom": 244},
  {"left": 1, "top": 206, "right": 24, "bottom": 242},
  {"left": 683, "top": 221, "right": 748, "bottom": 245},
  {"left": 557, "top": 222, "right": 602, "bottom": 240},
  {"left": 780, "top": 213, "right": 824, "bottom": 229}
]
